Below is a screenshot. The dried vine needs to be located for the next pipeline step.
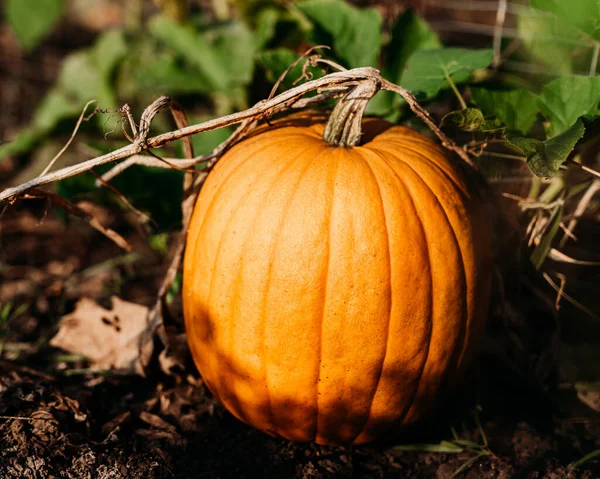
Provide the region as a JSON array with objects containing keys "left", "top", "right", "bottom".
[{"left": 0, "top": 66, "right": 474, "bottom": 206}]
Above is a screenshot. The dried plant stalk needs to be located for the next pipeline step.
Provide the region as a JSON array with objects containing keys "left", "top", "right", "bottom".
[{"left": 0, "top": 67, "right": 474, "bottom": 205}]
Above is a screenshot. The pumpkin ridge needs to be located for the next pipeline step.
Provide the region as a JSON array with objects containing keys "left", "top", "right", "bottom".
[
  {"left": 352, "top": 148, "right": 393, "bottom": 442},
  {"left": 371, "top": 141, "right": 468, "bottom": 200},
  {"left": 393, "top": 151, "right": 486, "bottom": 377},
  {"left": 201, "top": 141, "right": 316, "bottom": 422},
  {"left": 383, "top": 148, "right": 473, "bottom": 387},
  {"left": 366, "top": 150, "right": 434, "bottom": 425},
  {"left": 314, "top": 148, "right": 341, "bottom": 444},
  {"left": 231, "top": 142, "right": 324, "bottom": 427},
  {"left": 194, "top": 136, "right": 300, "bottom": 247},
  {"left": 393, "top": 148, "right": 474, "bottom": 381},
  {"left": 387, "top": 157, "right": 467, "bottom": 424},
  {"left": 185, "top": 140, "right": 288, "bottom": 409},
  {"left": 258, "top": 146, "right": 332, "bottom": 439}
]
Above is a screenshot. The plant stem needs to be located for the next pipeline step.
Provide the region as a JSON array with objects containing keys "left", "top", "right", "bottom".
[
  {"left": 323, "top": 80, "right": 380, "bottom": 147},
  {"left": 444, "top": 72, "right": 468, "bottom": 110},
  {"left": 528, "top": 176, "right": 542, "bottom": 199}
]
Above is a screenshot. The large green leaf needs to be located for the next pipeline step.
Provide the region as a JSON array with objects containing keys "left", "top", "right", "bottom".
[
  {"left": 135, "top": 56, "right": 214, "bottom": 95},
  {"left": 367, "top": 10, "right": 440, "bottom": 116},
  {"left": 538, "top": 76, "right": 600, "bottom": 137},
  {"left": 0, "top": 31, "right": 125, "bottom": 159},
  {"left": 531, "top": 0, "right": 600, "bottom": 40},
  {"left": 149, "top": 16, "right": 256, "bottom": 92},
  {"left": 254, "top": 6, "right": 280, "bottom": 49},
  {"left": 506, "top": 119, "right": 586, "bottom": 177},
  {"left": 90, "top": 30, "right": 129, "bottom": 79},
  {"left": 208, "top": 22, "right": 256, "bottom": 87},
  {"left": 471, "top": 88, "right": 539, "bottom": 134},
  {"left": 385, "top": 9, "right": 440, "bottom": 84},
  {"left": 297, "top": 0, "right": 382, "bottom": 68},
  {"left": 517, "top": 9, "right": 587, "bottom": 75},
  {"left": 149, "top": 16, "right": 229, "bottom": 91},
  {"left": 5, "top": 0, "right": 64, "bottom": 51},
  {"left": 400, "top": 48, "right": 494, "bottom": 99}
]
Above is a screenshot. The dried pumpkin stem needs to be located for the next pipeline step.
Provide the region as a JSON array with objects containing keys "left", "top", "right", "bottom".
[{"left": 323, "top": 79, "right": 380, "bottom": 148}]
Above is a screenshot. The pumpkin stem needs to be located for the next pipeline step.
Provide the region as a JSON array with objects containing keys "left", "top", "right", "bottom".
[{"left": 323, "top": 79, "right": 380, "bottom": 147}]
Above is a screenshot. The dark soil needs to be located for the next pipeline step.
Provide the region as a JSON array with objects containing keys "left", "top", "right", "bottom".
[{"left": 0, "top": 346, "right": 599, "bottom": 478}]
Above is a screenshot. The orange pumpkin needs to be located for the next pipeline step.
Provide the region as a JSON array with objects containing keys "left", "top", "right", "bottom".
[{"left": 182, "top": 113, "right": 492, "bottom": 445}]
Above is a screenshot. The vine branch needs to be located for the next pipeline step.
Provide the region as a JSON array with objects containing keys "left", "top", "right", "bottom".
[{"left": 0, "top": 66, "right": 475, "bottom": 205}]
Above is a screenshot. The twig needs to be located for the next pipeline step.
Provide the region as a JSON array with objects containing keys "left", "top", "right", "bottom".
[
  {"left": 548, "top": 248, "right": 600, "bottom": 266},
  {"left": 268, "top": 45, "right": 330, "bottom": 100},
  {"left": 0, "top": 358, "right": 55, "bottom": 380},
  {"left": 501, "top": 192, "right": 564, "bottom": 211},
  {"left": 379, "top": 78, "right": 476, "bottom": 169},
  {"left": 0, "top": 67, "right": 478, "bottom": 205},
  {"left": 39, "top": 100, "right": 98, "bottom": 177},
  {"left": 492, "top": 0, "right": 508, "bottom": 68},
  {"left": 21, "top": 189, "right": 132, "bottom": 252},
  {"left": 590, "top": 41, "right": 600, "bottom": 76},
  {"left": 554, "top": 273, "right": 566, "bottom": 310},
  {"left": 579, "top": 164, "right": 600, "bottom": 179},
  {"left": 559, "top": 179, "right": 600, "bottom": 247},
  {"left": 559, "top": 222, "right": 578, "bottom": 241},
  {"left": 542, "top": 272, "right": 600, "bottom": 321},
  {"left": 91, "top": 171, "right": 154, "bottom": 227},
  {"left": 96, "top": 155, "right": 200, "bottom": 185}
]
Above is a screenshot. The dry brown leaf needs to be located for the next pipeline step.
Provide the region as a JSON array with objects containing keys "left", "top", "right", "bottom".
[
  {"left": 578, "top": 390, "right": 600, "bottom": 412},
  {"left": 50, "top": 297, "right": 149, "bottom": 375}
]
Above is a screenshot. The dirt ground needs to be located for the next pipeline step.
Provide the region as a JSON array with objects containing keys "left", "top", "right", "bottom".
[{"left": 0, "top": 201, "right": 599, "bottom": 479}]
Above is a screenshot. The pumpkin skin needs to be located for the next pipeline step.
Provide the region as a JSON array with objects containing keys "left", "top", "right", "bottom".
[{"left": 183, "top": 115, "right": 492, "bottom": 445}]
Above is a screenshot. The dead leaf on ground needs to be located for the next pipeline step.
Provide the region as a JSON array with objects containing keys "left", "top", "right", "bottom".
[
  {"left": 50, "top": 297, "right": 149, "bottom": 375},
  {"left": 578, "top": 390, "right": 600, "bottom": 412}
]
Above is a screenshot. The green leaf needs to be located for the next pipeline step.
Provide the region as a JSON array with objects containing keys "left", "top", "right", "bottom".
[
  {"left": 506, "top": 119, "right": 586, "bottom": 177},
  {"left": 90, "top": 30, "right": 128, "bottom": 79},
  {"left": 260, "top": 48, "right": 323, "bottom": 90},
  {"left": 400, "top": 48, "right": 494, "bottom": 99},
  {"left": 5, "top": 0, "right": 64, "bottom": 50},
  {"left": 58, "top": 52, "right": 117, "bottom": 110},
  {"left": 149, "top": 15, "right": 228, "bottom": 91},
  {"left": 367, "top": 10, "right": 440, "bottom": 116},
  {"left": 538, "top": 76, "right": 600, "bottom": 137},
  {"left": 530, "top": 203, "right": 563, "bottom": 269},
  {"left": 0, "top": 129, "right": 44, "bottom": 159},
  {"left": 149, "top": 16, "right": 256, "bottom": 91},
  {"left": 33, "top": 89, "right": 81, "bottom": 132},
  {"left": 394, "top": 441, "right": 464, "bottom": 453},
  {"left": 517, "top": 9, "right": 586, "bottom": 75},
  {"left": 254, "top": 6, "right": 280, "bottom": 49},
  {"left": 297, "top": 0, "right": 382, "bottom": 68},
  {"left": 135, "top": 56, "right": 214, "bottom": 95},
  {"left": 0, "top": 30, "right": 125, "bottom": 160},
  {"left": 471, "top": 88, "right": 539, "bottom": 134},
  {"left": 480, "top": 118, "right": 506, "bottom": 133},
  {"left": 573, "top": 448, "right": 600, "bottom": 468},
  {"left": 531, "top": 0, "right": 600, "bottom": 40},
  {"left": 209, "top": 22, "right": 256, "bottom": 87},
  {"left": 441, "top": 108, "right": 485, "bottom": 132},
  {"left": 385, "top": 9, "right": 440, "bottom": 84}
]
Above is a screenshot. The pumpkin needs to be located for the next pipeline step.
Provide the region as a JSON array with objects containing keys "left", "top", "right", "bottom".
[{"left": 182, "top": 112, "right": 492, "bottom": 445}]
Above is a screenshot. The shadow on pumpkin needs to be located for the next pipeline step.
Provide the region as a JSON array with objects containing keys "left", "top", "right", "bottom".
[{"left": 186, "top": 317, "right": 470, "bottom": 447}]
